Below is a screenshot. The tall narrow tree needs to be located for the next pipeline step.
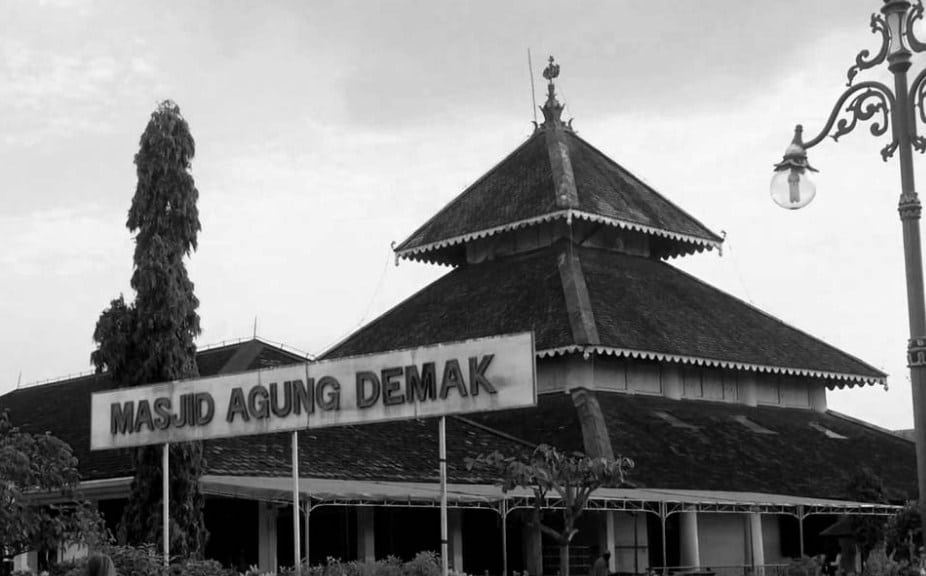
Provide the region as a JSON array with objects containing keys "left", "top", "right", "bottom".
[{"left": 91, "top": 100, "right": 206, "bottom": 558}]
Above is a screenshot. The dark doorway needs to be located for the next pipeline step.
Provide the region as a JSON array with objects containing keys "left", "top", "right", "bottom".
[{"left": 204, "top": 497, "right": 258, "bottom": 570}]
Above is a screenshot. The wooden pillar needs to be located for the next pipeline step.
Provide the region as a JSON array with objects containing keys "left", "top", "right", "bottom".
[
  {"left": 749, "top": 512, "right": 765, "bottom": 576},
  {"left": 679, "top": 510, "right": 700, "bottom": 569},
  {"left": 662, "top": 365, "right": 683, "bottom": 400},
  {"left": 598, "top": 511, "right": 618, "bottom": 572},
  {"left": 449, "top": 509, "right": 464, "bottom": 572},
  {"left": 740, "top": 374, "right": 758, "bottom": 407},
  {"left": 356, "top": 507, "right": 376, "bottom": 562},
  {"left": 258, "top": 502, "right": 279, "bottom": 572},
  {"left": 809, "top": 386, "right": 828, "bottom": 413}
]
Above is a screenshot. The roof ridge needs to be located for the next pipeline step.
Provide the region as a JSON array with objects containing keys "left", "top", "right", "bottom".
[
  {"left": 7, "top": 337, "right": 310, "bottom": 395},
  {"left": 648, "top": 253, "right": 887, "bottom": 381},
  {"left": 826, "top": 409, "right": 911, "bottom": 442},
  {"left": 394, "top": 131, "right": 544, "bottom": 253},
  {"left": 7, "top": 371, "right": 105, "bottom": 393},
  {"left": 556, "top": 242, "right": 599, "bottom": 346},
  {"left": 565, "top": 131, "right": 723, "bottom": 243}
]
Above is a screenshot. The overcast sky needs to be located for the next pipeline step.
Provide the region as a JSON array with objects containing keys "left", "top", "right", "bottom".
[{"left": 1, "top": 0, "right": 921, "bottom": 429}]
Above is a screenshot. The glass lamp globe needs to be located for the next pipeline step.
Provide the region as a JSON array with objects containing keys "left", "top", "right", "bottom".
[{"left": 770, "top": 166, "right": 816, "bottom": 210}]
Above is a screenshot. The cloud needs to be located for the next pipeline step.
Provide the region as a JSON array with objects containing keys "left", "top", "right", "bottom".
[
  {"left": 323, "top": 0, "right": 875, "bottom": 129},
  {"left": 0, "top": 34, "right": 161, "bottom": 146},
  {"left": 0, "top": 207, "right": 131, "bottom": 277}
]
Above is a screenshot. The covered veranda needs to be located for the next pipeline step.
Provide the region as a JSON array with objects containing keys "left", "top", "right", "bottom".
[{"left": 193, "top": 475, "right": 902, "bottom": 575}]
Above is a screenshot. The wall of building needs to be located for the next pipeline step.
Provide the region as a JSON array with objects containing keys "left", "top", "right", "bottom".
[
  {"left": 762, "top": 515, "right": 784, "bottom": 563},
  {"left": 537, "top": 356, "right": 828, "bottom": 411},
  {"left": 465, "top": 221, "right": 651, "bottom": 264},
  {"left": 698, "top": 514, "right": 748, "bottom": 568},
  {"left": 610, "top": 512, "right": 649, "bottom": 573}
]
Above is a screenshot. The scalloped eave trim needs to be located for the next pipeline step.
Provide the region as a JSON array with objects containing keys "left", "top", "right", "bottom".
[
  {"left": 396, "top": 210, "right": 723, "bottom": 260},
  {"left": 535, "top": 345, "right": 886, "bottom": 389}
]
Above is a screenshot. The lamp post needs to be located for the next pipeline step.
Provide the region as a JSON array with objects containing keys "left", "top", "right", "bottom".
[{"left": 771, "top": 0, "right": 926, "bottom": 523}]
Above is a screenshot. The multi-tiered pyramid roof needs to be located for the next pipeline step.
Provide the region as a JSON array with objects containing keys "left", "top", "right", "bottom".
[{"left": 326, "top": 58, "right": 884, "bottom": 388}]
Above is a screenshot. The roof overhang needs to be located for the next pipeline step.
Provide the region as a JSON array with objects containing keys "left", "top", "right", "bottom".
[
  {"left": 27, "top": 475, "right": 901, "bottom": 517},
  {"left": 535, "top": 345, "right": 887, "bottom": 389},
  {"left": 199, "top": 475, "right": 900, "bottom": 517},
  {"left": 396, "top": 209, "right": 723, "bottom": 265},
  {"left": 27, "top": 476, "right": 134, "bottom": 505}
]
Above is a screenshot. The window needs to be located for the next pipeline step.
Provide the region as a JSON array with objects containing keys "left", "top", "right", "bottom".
[
  {"left": 652, "top": 411, "right": 699, "bottom": 429},
  {"left": 809, "top": 422, "right": 848, "bottom": 439},
  {"left": 731, "top": 415, "right": 777, "bottom": 434}
]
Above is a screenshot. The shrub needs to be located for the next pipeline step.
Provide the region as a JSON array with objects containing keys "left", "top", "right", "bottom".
[
  {"left": 49, "top": 559, "right": 85, "bottom": 576},
  {"left": 402, "top": 552, "right": 440, "bottom": 576},
  {"left": 885, "top": 503, "right": 922, "bottom": 562},
  {"left": 785, "top": 555, "right": 821, "bottom": 576},
  {"left": 176, "top": 559, "right": 235, "bottom": 576},
  {"left": 279, "top": 552, "right": 438, "bottom": 576},
  {"left": 107, "top": 544, "right": 167, "bottom": 576}
]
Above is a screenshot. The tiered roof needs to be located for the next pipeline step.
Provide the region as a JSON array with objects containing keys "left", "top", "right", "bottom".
[
  {"left": 396, "top": 129, "right": 723, "bottom": 264},
  {"left": 396, "top": 58, "right": 721, "bottom": 265},
  {"left": 1, "top": 364, "right": 912, "bottom": 500},
  {"left": 469, "top": 392, "right": 915, "bottom": 501},
  {"left": 329, "top": 58, "right": 885, "bottom": 387},
  {"left": 325, "top": 245, "right": 884, "bottom": 386}
]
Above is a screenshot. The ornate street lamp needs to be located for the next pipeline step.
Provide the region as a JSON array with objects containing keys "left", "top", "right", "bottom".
[{"left": 771, "top": 0, "right": 926, "bottom": 521}]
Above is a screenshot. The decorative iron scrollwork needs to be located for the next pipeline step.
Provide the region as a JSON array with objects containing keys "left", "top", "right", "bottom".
[
  {"left": 833, "top": 88, "right": 891, "bottom": 141},
  {"left": 910, "top": 66, "right": 926, "bottom": 154},
  {"left": 846, "top": 13, "right": 890, "bottom": 86},
  {"left": 881, "top": 139, "right": 900, "bottom": 161},
  {"left": 906, "top": 0, "right": 926, "bottom": 53},
  {"left": 803, "top": 81, "right": 895, "bottom": 151}
]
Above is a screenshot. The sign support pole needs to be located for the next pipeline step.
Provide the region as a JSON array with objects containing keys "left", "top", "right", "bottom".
[
  {"left": 798, "top": 506, "right": 805, "bottom": 558},
  {"left": 292, "top": 430, "right": 301, "bottom": 573},
  {"left": 439, "top": 416, "right": 448, "bottom": 576},
  {"left": 162, "top": 442, "right": 170, "bottom": 567},
  {"left": 501, "top": 496, "right": 508, "bottom": 576}
]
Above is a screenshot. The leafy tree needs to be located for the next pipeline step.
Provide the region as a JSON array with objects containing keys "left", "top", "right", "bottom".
[
  {"left": 0, "top": 410, "right": 110, "bottom": 561},
  {"left": 846, "top": 468, "right": 888, "bottom": 563},
  {"left": 91, "top": 100, "right": 206, "bottom": 558},
  {"left": 466, "top": 444, "right": 633, "bottom": 576},
  {"left": 884, "top": 502, "right": 922, "bottom": 562}
]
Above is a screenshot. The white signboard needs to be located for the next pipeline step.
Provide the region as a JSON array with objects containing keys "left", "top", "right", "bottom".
[{"left": 90, "top": 332, "right": 535, "bottom": 450}]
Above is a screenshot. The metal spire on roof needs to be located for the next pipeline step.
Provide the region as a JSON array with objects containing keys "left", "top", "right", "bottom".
[{"left": 540, "top": 56, "right": 570, "bottom": 130}]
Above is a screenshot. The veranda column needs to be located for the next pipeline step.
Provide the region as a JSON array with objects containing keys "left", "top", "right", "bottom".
[
  {"left": 449, "top": 509, "right": 464, "bottom": 572},
  {"left": 749, "top": 512, "right": 765, "bottom": 576},
  {"left": 679, "top": 510, "right": 700, "bottom": 569},
  {"left": 356, "top": 507, "right": 376, "bottom": 562},
  {"left": 600, "top": 512, "right": 617, "bottom": 572},
  {"left": 258, "top": 501, "right": 279, "bottom": 572}
]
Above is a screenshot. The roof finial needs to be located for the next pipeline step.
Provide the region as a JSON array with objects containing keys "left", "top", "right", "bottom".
[
  {"left": 540, "top": 55, "right": 567, "bottom": 130},
  {"left": 543, "top": 55, "right": 560, "bottom": 87}
]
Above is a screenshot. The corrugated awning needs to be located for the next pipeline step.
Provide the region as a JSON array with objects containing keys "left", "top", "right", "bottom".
[{"left": 199, "top": 475, "right": 901, "bottom": 517}]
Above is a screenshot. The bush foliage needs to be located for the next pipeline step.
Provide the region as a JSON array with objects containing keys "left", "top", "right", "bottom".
[{"left": 45, "top": 547, "right": 443, "bottom": 576}]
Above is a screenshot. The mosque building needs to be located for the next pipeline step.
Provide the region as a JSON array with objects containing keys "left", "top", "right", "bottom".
[{"left": 0, "top": 59, "right": 914, "bottom": 576}]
